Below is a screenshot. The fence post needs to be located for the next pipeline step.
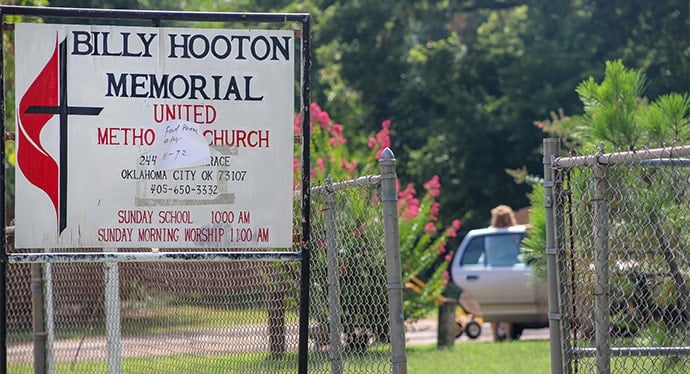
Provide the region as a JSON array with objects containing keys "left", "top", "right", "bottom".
[
  {"left": 324, "top": 176, "right": 344, "bottom": 374},
  {"left": 30, "top": 263, "right": 47, "bottom": 374},
  {"left": 437, "top": 299, "right": 456, "bottom": 347},
  {"left": 43, "top": 252, "right": 55, "bottom": 374},
  {"left": 593, "top": 144, "right": 611, "bottom": 374},
  {"left": 0, "top": 8, "right": 7, "bottom": 373},
  {"left": 543, "top": 138, "right": 564, "bottom": 374},
  {"left": 104, "top": 247, "right": 122, "bottom": 374},
  {"left": 378, "top": 147, "right": 407, "bottom": 374}
]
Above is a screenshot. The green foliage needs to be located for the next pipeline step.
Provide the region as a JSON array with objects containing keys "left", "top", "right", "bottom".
[
  {"left": 542, "top": 60, "right": 690, "bottom": 151},
  {"left": 299, "top": 103, "right": 461, "bottom": 325},
  {"left": 641, "top": 93, "right": 690, "bottom": 146},
  {"left": 304, "top": 0, "right": 690, "bottom": 231},
  {"left": 575, "top": 60, "right": 646, "bottom": 149},
  {"left": 528, "top": 60, "right": 690, "bottom": 298},
  {"left": 520, "top": 182, "right": 546, "bottom": 281},
  {"left": 24, "top": 0, "right": 690, "bottom": 233}
]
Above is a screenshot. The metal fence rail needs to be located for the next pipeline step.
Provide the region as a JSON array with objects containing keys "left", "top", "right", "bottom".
[
  {"left": 545, "top": 138, "right": 690, "bottom": 373},
  {"left": 5, "top": 150, "right": 406, "bottom": 373}
]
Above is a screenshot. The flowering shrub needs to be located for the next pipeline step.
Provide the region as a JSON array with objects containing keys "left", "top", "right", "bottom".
[
  {"left": 295, "top": 103, "right": 461, "bottom": 321},
  {"left": 398, "top": 175, "right": 462, "bottom": 320}
]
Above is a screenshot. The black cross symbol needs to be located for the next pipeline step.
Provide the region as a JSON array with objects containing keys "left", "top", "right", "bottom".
[{"left": 25, "top": 39, "right": 103, "bottom": 234}]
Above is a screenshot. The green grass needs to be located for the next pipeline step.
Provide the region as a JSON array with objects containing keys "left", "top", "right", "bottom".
[
  {"left": 408, "top": 340, "right": 551, "bottom": 374},
  {"left": 10, "top": 305, "right": 300, "bottom": 342},
  {"left": 9, "top": 353, "right": 304, "bottom": 374},
  {"left": 120, "top": 305, "right": 300, "bottom": 334},
  {"left": 11, "top": 340, "right": 688, "bottom": 373},
  {"left": 9, "top": 341, "right": 552, "bottom": 373},
  {"left": 8, "top": 351, "right": 390, "bottom": 373}
]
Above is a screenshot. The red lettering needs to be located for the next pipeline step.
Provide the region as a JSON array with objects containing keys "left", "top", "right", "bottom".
[
  {"left": 153, "top": 103, "right": 217, "bottom": 124},
  {"left": 97, "top": 127, "right": 155, "bottom": 145},
  {"left": 202, "top": 129, "right": 270, "bottom": 148}
]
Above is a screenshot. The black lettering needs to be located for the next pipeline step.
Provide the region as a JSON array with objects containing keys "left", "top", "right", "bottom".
[
  {"left": 168, "top": 34, "right": 191, "bottom": 58},
  {"left": 100, "top": 32, "right": 120, "bottom": 56},
  {"left": 106, "top": 73, "right": 128, "bottom": 97},
  {"left": 189, "top": 34, "right": 210, "bottom": 59},
  {"left": 211, "top": 35, "right": 231, "bottom": 59},
  {"left": 72, "top": 31, "right": 93, "bottom": 55},
  {"left": 190, "top": 75, "right": 210, "bottom": 100},
  {"left": 231, "top": 35, "right": 251, "bottom": 60},
  {"left": 223, "top": 76, "right": 242, "bottom": 100},
  {"left": 244, "top": 76, "right": 263, "bottom": 101},
  {"left": 138, "top": 33, "right": 157, "bottom": 57},
  {"left": 149, "top": 74, "right": 169, "bottom": 99},
  {"left": 169, "top": 74, "right": 190, "bottom": 99},
  {"left": 250, "top": 36, "right": 271, "bottom": 61},
  {"left": 121, "top": 32, "right": 141, "bottom": 57},
  {"left": 131, "top": 73, "right": 149, "bottom": 98},
  {"left": 271, "top": 36, "right": 291, "bottom": 60}
]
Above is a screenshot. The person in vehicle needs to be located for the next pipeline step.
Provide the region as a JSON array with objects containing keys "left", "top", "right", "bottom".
[{"left": 488, "top": 204, "right": 518, "bottom": 341}]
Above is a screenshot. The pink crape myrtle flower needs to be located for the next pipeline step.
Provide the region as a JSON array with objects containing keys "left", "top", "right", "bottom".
[
  {"left": 368, "top": 119, "right": 392, "bottom": 158},
  {"left": 423, "top": 175, "right": 441, "bottom": 197},
  {"left": 398, "top": 183, "right": 420, "bottom": 219},
  {"left": 429, "top": 202, "right": 440, "bottom": 221},
  {"left": 310, "top": 102, "right": 332, "bottom": 131},
  {"left": 341, "top": 159, "right": 358, "bottom": 172},
  {"left": 329, "top": 124, "right": 346, "bottom": 146},
  {"left": 445, "top": 219, "right": 462, "bottom": 237},
  {"left": 316, "top": 158, "right": 326, "bottom": 173}
]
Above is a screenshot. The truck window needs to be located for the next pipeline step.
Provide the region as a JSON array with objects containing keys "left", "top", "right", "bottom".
[
  {"left": 485, "top": 233, "right": 523, "bottom": 267},
  {"left": 460, "top": 237, "right": 485, "bottom": 265}
]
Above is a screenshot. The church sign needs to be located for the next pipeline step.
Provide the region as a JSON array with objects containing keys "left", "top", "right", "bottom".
[{"left": 14, "top": 23, "right": 295, "bottom": 248}]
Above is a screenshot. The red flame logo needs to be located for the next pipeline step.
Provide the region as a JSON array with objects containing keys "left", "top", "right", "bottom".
[{"left": 17, "top": 38, "right": 60, "bottom": 224}]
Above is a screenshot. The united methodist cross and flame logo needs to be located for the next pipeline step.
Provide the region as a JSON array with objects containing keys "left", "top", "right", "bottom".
[{"left": 17, "top": 36, "right": 103, "bottom": 235}]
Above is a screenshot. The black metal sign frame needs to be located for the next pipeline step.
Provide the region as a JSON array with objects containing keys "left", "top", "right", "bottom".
[{"left": 0, "top": 5, "right": 311, "bottom": 374}]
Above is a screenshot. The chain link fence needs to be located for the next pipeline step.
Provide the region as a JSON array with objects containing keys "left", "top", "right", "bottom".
[
  {"left": 5, "top": 152, "right": 406, "bottom": 373},
  {"left": 7, "top": 250, "right": 304, "bottom": 373},
  {"left": 546, "top": 139, "right": 690, "bottom": 373},
  {"left": 2, "top": 6, "right": 406, "bottom": 374},
  {"left": 308, "top": 175, "right": 392, "bottom": 373}
]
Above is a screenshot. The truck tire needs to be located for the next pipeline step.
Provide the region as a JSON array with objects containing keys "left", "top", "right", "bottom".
[
  {"left": 454, "top": 321, "right": 464, "bottom": 339},
  {"left": 465, "top": 321, "right": 482, "bottom": 339}
]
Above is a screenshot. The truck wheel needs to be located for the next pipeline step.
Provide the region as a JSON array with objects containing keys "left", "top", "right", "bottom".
[
  {"left": 454, "top": 321, "right": 464, "bottom": 338},
  {"left": 465, "top": 321, "right": 482, "bottom": 339}
]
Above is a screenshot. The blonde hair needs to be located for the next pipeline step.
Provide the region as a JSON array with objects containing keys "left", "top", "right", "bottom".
[{"left": 490, "top": 205, "right": 517, "bottom": 228}]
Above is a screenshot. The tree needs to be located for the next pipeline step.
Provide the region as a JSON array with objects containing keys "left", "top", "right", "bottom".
[
  {"left": 523, "top": 61, "right": 690, "bottom": 347},
  {"left": 523, "top": 60, "right": 690, "bottom": 278},
  {"left": 309, "top": 0, "right": 689, "bottom": 230},
  {"left": 36, "top": 0, "right": 689, "bottom": 232}
]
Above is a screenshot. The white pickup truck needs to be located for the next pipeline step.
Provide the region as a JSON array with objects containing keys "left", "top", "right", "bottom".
[{"left": 449, "top": 225, "right": 548, "bottom": 339}]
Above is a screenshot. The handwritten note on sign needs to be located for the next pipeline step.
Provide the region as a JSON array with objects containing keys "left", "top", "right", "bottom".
[{"left": 152, "top": 120, "right": 211, "bottom": 170}]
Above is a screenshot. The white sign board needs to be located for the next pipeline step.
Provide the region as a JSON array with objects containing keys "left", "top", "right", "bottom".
[{"left": 14, "top": 23, "right": 295, "bottom": 248}]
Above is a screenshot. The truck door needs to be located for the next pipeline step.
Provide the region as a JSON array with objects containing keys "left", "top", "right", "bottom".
[{"left": 452, "top": 232, "right": 538, "bottom": 319}]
